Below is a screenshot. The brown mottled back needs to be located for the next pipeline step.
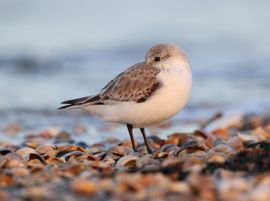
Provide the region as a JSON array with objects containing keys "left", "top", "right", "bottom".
[{"left": 97, "top": 63, "right": 161, "bottom": 103}]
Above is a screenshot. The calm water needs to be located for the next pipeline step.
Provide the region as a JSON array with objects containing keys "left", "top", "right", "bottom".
[{"left": 0, "top": 1, "right": 270, "bottom": 143}]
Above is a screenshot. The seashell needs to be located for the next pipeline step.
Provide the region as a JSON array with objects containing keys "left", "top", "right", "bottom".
[
  {"left": 60, "top": 151, "right": 85, "bottom": 161},
  {"left": 27, "top": 159, "right": 44, "bottom": 170},
  {"left": 182, "top": 156, "right": 205, "bottom": 172},
  {"left": 237, "top": 132, "right": 261, "bottom": 142},
  {"left": 118, "top": 140, "right": 138, "bottom": 150},
  {"left": 54, "top": 131, "right": 73, "bottom": 143},
  {"left": 102, "top": 158, "right": 115, "bottom": 166},
  {"left": 95, "top": 152, "right": 107, "bottom": 160},
  {"left": 212, "top": 144, "right": 234, "bottom": 155},
  {"left": 169, "top": 182, "right": 190, "bottom": 193},
  {"left": 23, "top": 135, "right": 46, "bottom": 146},
  {"left": 56, "top": 145, "right": 87, "bottom": 158},
  {"left": 204, "top": 111, "right": 244, "bottom": 131},
  {"left": 212, "top": 128, "right": 230, "bottom": 140},
  {"left": 74, "top": 141, "right": 88, "bottom": 148},
  {"left": 88, "top": 144, "right": 106, "bottom": 155},
  {"left": 111, "top": 146, "right": 133, "bottom": 156},
  {"left": 35, "top": 145, "right": 57, "bottom": 155},
  {"left": 165, "top": 133, "right": 192, "bottom": 146},
  {"left": 155, "top": 151, "right": 169, "bottom": 159},
  {"left": 29, "top": 153, "right": 46, "bottom": 164},
  {"left": 226, "top": 136, "right": 245, "bottom": 151},
  {"left": 161, "top": 157, "right": 183, "bottom": 168},
  {"left": 16, "top": 147, "right": 37, "bottom": 160},
  {"left": 206, "top": 152, "right": 227, "bottom": 163},
  {"left": 136, "top": 155, "right": 160, "bottom": 169},
  {"left": 147, "top": 135, "right": 164, "bottom": 146},
  {"left": 116, "top": 155, "right": 138, "bottom": 169},
  {"left": 160, "top": 144, "right": 181, "bottom": 155},
  {"left": 71, "top": 179, "right": 97, "bottom": 195},
  {"left": 23, "top": 142, "right": 40, "bottom": 149},
  {"left": 0, "top": 149, "right": 12, "bottom": 156},
  {"left": 45, "top": 157, "right": 65, "bottom": 164},
  {"left": 193, "top": 130, "right": 216, "bottom": 148},
  {"left": 39, "top": 128, "right": 60, "bottom": 139},
  {"left": 252, "top": 127, "right": 270, "bottom": 141},
  {"left": 177, "top": 140, "right": 206, "bottom": 156},
  {"left": 1, "top": 153, "right": 25, "bottom": 168}
]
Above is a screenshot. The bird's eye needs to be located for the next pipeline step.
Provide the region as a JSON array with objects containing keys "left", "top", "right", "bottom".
[{"left": 154, "top": 57, "right": 160, "bottom": 62}]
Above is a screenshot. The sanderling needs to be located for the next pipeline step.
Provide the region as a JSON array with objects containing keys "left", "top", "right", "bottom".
[{"left": 59, "top": 43, "right": 192, "bottom": 153}]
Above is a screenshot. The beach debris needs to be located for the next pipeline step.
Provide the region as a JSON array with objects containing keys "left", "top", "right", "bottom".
[{"left": 0, "top": 114, "right": 269, "bottom": 200}]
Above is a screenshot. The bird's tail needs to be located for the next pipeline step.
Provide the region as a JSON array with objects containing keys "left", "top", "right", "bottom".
[
  {"left": 58, "top": 95, "right": 103, "bottom": 110},
  {"left": 58, "top": 96, "right": 91, "bottom": 110}
]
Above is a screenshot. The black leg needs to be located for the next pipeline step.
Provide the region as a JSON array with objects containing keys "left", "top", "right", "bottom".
[
  {"left": 127, "top": 124, "right": 136, "bottom": 151},
  {"left": 140, "top": 128, "right": 152, "bottom": 154}
]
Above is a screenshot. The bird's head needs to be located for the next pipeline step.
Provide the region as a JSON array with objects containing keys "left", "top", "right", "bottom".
[{"left": 145, "top": 43, "right": 188, "bottom": 69}]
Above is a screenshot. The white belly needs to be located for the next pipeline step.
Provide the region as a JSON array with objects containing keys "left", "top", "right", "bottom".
[{"left": 84, "top": 66, "right": 192, "bottom": 128}]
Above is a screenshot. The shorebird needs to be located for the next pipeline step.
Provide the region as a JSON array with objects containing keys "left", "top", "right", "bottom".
[{"left": 59, "top": 44, "right": 192, "bottom": 153}]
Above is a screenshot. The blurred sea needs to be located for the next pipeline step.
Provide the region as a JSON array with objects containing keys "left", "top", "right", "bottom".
[{"left": 0, "top": 0, "right": 270, "bottom": 143}]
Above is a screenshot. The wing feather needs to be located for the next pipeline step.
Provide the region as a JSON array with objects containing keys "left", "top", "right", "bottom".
[
  {"left": 98, "top": 63, "right": 161, "bottom": 103},
  {"left": 59, "top": 62, "right": 162, "bottom": 109}
]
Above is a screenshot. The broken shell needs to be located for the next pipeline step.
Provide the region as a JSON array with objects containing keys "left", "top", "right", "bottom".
[
  {"left": 35, "top": 145, "right": 57, "bottom": 155},
  {"left": 29, "top": 153, "right": 46, "bottom": 163},
  {"left": 116, "top": 155, "right": 138, "bottom": 169},
  {"left": 212, "top": 128, "right": 230, "bottom": 140},
  {"left": 60, "top": 151, "right": 85, "bottom": 161},
  {"left": 111, "top": 146, "right": 133, "bottom": 156},
  {"left": 165, "top": 133, "right": 192, "bottom": 146},
  {"left": 56, "top": 145, "right": 88, "bottom": 158},
  {"left": 177, "top": 140, "right": 206, "bottom": 156},
  {"left": 16, "top": 147, "right": 37, "bottom": 160}
]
